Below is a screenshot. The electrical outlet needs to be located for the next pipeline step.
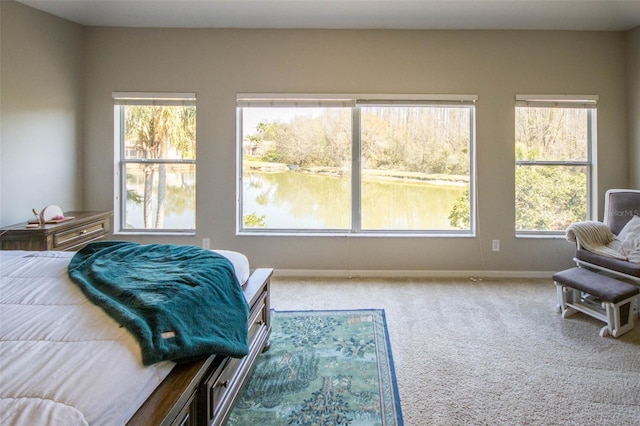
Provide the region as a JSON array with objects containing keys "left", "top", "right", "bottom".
[
  {"left": 202, "top": 238, "right": 210, "bottom": 249},
  {"left": 492, "top": 240, "right": 500, "bottom": 251}
]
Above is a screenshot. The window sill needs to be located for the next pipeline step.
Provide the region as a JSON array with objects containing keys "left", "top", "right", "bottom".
[
  {"left": 114, "top": 230, "right": 196, "bottom": 236},
  {"left": 515, "top": 233, "right": 565, "bottom": 239},
  {"left": 237, "top": 230, "right": 476, "bottom": 238}
]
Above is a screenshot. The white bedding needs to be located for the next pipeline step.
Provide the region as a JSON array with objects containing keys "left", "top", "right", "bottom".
[{"left": 0, "top": 248, "right": 250, "bottom": 426}]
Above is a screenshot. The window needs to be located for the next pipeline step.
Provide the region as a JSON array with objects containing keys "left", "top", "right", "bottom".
[
  {"left": 237, "top": 94, "right": 476, "bottom": 235},
  {"left": 515, "top": 95, "right": 597, "bottom": 234},
  {"left": 113, "top": 92, "right": 196, "bottom": 233}
]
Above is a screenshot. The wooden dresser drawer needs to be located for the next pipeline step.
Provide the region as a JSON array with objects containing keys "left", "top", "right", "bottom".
[
  {"left": 205, "top": 357, "right": 240, "bottom": 422},
  {"left": 171, "top": 391, "right": 198, "bottom": 426},
  {"left": 247, "top": 292, "right": 268, "bottom": 345},
  {"left": 53, "top": 220, "right": 108, "bottom": 250}
]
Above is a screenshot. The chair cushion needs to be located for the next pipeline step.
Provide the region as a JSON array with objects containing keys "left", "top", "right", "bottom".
[
  {"left": 553, "top": 267, "right": 639, "bottom": 304},
  {"left": 576, "top": 249, "right": 640, "bottom": 278}
]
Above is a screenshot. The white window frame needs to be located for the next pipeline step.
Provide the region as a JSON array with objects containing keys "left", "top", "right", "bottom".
[
  {"left": 515, "top": 94, "right": 598, "bottom": 236},
  {"left": 237, "top": 93, "right": 478, "bottom": 236},
  {"left": 113, "top": 92, "right": 197, "bottom": 235}
]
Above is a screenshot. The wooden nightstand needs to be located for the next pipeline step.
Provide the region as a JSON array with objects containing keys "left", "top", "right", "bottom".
[{"left": 0, "top": 211, "right": 112, "bottom": 251}]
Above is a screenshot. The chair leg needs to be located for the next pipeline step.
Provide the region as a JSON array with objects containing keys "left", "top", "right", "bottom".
[
  {"left": 555, "top": 283, "right": 577, "bottom": 317},
  {"left": 604, "top": 297, "right": 637, "bottom": 338}
]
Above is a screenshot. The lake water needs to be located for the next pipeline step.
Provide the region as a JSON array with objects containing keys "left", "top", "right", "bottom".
[
  {"left": 242, "top": 171, "right": 467, "bottom": 230},
  {"left": 123, "top": 169, "right": 468, "bottom": 231}
]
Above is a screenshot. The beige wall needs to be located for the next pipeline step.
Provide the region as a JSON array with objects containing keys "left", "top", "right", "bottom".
[
  {"left": 82, "top": 28, "right": 628, "bottom": 274},
  {"left": 0, "top": 1, "right": 84, "bottom": 225},
  {"left": 628, "top": 27, "right": 640, "bottom": 188},
  {"left": 1, "top": 1, "right": 634, "bottom": 274}
]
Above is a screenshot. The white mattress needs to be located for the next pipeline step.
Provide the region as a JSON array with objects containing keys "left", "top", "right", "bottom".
[
  {"left": 214, "top": 249, "right": 250, "bottom": 286},
  {"left": 0, "top": 248, "right": 250, "bottom": 426}
]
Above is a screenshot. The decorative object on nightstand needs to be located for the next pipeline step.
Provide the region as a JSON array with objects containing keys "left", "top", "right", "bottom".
[{"left": 0, "top": 211, "right": 112, "bottom": 251}]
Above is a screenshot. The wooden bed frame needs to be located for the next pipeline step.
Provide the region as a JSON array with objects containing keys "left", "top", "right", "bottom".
[{"left": 127, "top": 268, "right": 273, "bottom": 426}]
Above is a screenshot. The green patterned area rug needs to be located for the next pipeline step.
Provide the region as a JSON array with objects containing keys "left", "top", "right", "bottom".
[{"left": 227, "top": 309, "right": 403, "bottom": 425}]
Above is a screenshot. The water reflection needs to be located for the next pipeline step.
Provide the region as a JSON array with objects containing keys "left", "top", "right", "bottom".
[
  {"left": 244, "top": 172, "right": 350, "bottom": 228},
  {"left": 125, "top": 166, "right": 196, "bottom": 229},
  {"left": 243, "top": 172, "right": 466, "bottom": 230}
]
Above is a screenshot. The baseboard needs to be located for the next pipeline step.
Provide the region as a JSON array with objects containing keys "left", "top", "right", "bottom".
[{"left": 271, "top": 269, "right": 556, "bottom": 279}]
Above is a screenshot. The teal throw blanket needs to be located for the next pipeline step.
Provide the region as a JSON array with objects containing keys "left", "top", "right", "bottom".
[{"left": 68, "top": 241, "right": 249, "bottom": 365}]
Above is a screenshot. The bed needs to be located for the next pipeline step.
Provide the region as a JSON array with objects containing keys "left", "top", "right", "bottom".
[{"left": 0, "top": 244, "right": 272, "bottom": 426}]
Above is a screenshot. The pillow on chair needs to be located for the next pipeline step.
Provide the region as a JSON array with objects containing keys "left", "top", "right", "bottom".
[
  {"left": 616, "top": 215, "right": 640, "bottom": 240},
  {"left": 623, "top": 239, "right": 640, "bottom": 263},
  {"left": 618, "top": 215, "right": 640, "bottom": 263}
]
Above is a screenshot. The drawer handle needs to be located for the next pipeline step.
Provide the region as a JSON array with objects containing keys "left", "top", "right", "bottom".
[
  {"left": 219, "top": 380, "right": 229, "bottom": 388},
  {"left": 80, "top": 230, "right": 87, "bottom": 235},
  {"left": 257, "top": 320, "right": 264, "bottom": 325}
]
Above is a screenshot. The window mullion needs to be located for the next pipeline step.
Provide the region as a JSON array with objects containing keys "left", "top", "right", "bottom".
[
  {"left": 116, "top": 106, "right": 126, "bottom": 232},
  {"left": 351, "top": 107, "right": 361, "bottom": 232},
  {"left": 587, "top": 109, "right": 596, "bottom": 220}
]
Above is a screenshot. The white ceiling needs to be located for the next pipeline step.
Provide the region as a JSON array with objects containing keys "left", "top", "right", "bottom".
[{"left": 17, "top": 0, "right": 640, "bottom": 31}]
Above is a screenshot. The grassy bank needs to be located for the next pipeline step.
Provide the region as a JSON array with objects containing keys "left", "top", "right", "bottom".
[{"left": 244, "top": 160, "right": 469, "bottom": 186}]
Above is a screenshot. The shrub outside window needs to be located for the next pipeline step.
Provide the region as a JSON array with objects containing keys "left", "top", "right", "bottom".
[
  {"left": 113, "top": 92, "right": 196, "bottom": 233},
  {"left": 237, "top": 94, "right": 476, "bottom": 235},
  {"left": 515, "top": 95, "right": 597, "bottom": 234}
]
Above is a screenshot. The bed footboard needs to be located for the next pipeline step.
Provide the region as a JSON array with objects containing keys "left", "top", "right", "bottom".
[{"left": 127, "top": 268, "right": 273, "bottom": 426}]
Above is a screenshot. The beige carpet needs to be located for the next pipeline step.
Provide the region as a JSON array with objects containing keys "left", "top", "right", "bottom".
[{"left": 270, "top": 276, "right": 640, "bottom": 425}]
